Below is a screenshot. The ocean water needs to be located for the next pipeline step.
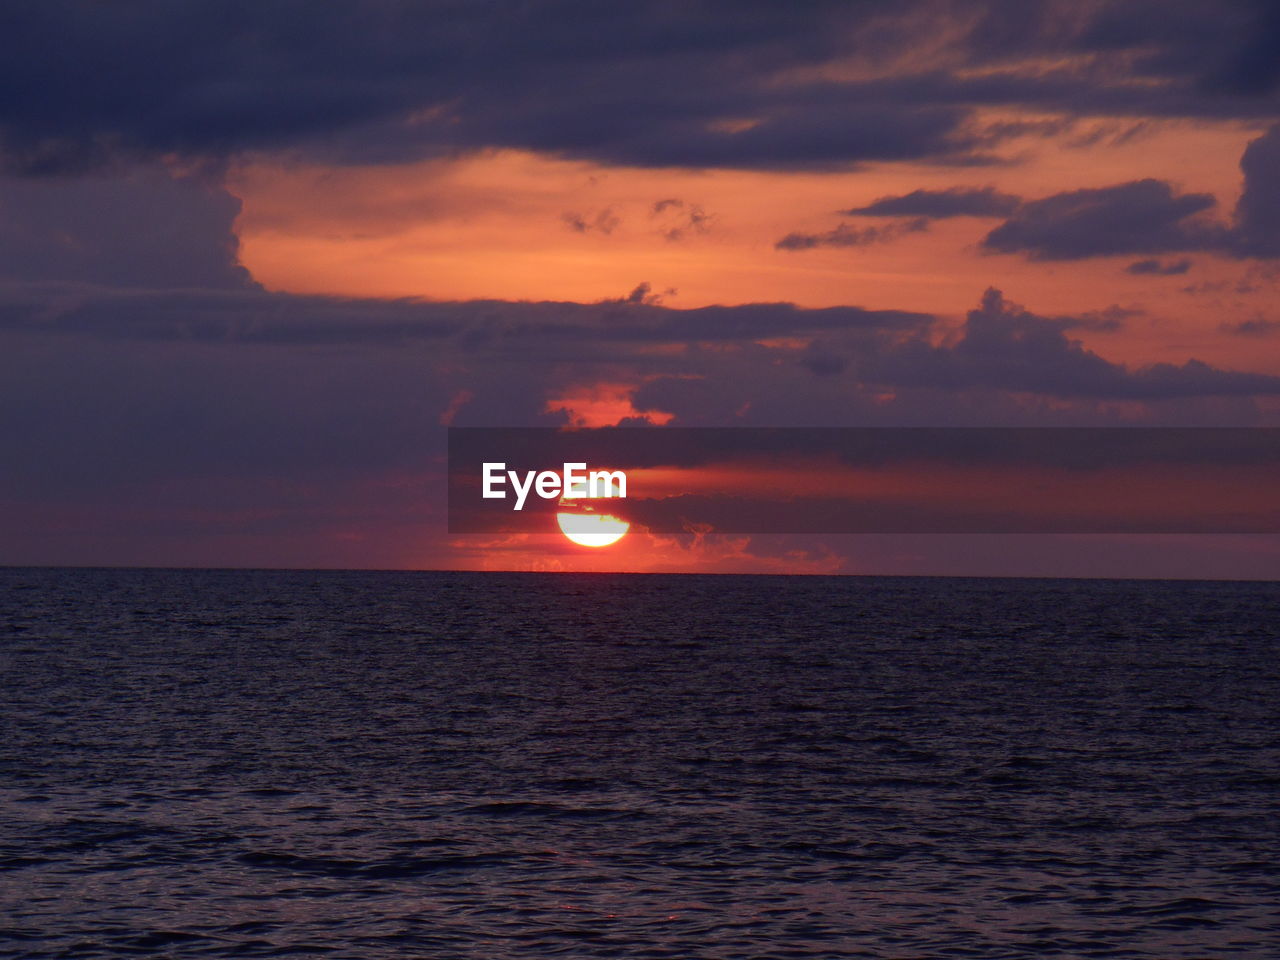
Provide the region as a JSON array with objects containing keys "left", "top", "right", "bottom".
[{"left": 1, "top": 569, "right": 1276, "bottom": 959}]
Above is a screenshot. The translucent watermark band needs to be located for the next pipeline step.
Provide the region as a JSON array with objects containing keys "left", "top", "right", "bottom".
[{"left": 448, "top": 427, "right": 1280, "bottom": 534}]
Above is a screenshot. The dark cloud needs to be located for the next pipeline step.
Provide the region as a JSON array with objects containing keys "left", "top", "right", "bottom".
[
  {"left": 1231, "top": 124, "right": 1280, "bottom": 256},
  {"left": 800, "top": 341, "right": 848, "bottom": 376},
  {"left": 556, "top": 103, "right": 977, "bottom": 171},
  {"left": 985, "top": 125, "right": 1280, "bottom": 261},
  {"left": 1070, "top": 305, "right": 1140, "bottom": 332},
  {"left": 0, "top": 166, "right": 1267, "bottom": 441},
  {"left": 775, "top": 218, "right": 928, "bottom": 251},
  {"left": 0, "top": 170, "right": 254, "bottom": 288},
  {"left": 844, "top": 186, "right": 1021, "bottom": 218},
  {"left": 1126, "top": 258, "right": 1192, "bottom": 275},
  {"left": 5, "top": 276, "right": 1278, "bottom": 565},
  {"left": 868, "top": 288, "right": 1280, "bottom": 400},
  {"left": 609, "top": 282, "right": 670, "bottom": 306},
  {"left": 791, "top": 127, "right": 1277, "bottom": 263},
  {"left": 982, "top": 179, "right": 1221, "bottom": 260},
  {"left": 1, "top": 1, "right": 1278, "bottom": 176},
  {"left": 961, "top": 0, "right": 1280, "bottom": 105},
  {"left": 0, "top": 1, "right": 974, "bottom": 174},
  {"left": 1220, "top": 316, "right": 1280, "bottom": 336},
  {"left": 0, "top": 222, "right": 1253, "bottom": 450},
  {"left": 1183, "top": 0, "right": 1280, "bottom": 96},
  {"left": 632, "top": 288, "right": 1280, "bottom": 426},
  {"left": 0, "top": 280, "right": 929, "bottom": 349}
]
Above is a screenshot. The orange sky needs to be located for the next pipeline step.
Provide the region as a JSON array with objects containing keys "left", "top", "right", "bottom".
[
  {"left": 5, "top": 3, "right": 1280, "bottom": 577},
  {"left": 230, "top": 117, "right": 1277, "bottom": 374},
  {"left": 226, "top": 117, "right": 1280, "bottom": 572}
]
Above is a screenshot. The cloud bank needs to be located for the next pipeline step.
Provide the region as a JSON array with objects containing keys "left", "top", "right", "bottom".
[{"left": 2, "top": 1, "right": 1279, "bottom": 175}]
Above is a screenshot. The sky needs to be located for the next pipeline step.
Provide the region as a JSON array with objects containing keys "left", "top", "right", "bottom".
[{"left": 2, "top": 0, "right": 1280, "bottom": 577}]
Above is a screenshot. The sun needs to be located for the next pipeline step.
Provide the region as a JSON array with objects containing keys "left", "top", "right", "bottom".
[
  {"left": 556, "top": 475, "right": 629, "bottom": 547},
  {"left": 556, "top": 510, "right": 630, "bottom": 547}
]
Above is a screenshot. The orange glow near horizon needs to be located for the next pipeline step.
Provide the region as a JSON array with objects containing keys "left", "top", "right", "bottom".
[
  {"left": 441, "top": 530, "right": 847, "bottom": 574},
  {"left": 620, "top": 459, "right": 1280, "bottom": 529}
]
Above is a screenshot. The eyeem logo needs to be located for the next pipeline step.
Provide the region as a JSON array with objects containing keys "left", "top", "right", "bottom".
[{"left": 482, "top": 462, "right": 627, "bottom": 511}]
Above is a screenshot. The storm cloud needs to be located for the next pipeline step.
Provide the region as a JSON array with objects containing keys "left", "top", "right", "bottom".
[
  {"left": 0, "top": 171, "right": 254, "bottom": 288},
  {"left": 1, "top": 1, "right": 1278, "bottom": 175}
]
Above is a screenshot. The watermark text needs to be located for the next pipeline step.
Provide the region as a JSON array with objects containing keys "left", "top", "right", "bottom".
[{"left": 482, "top": 462, "right": 627, "bottom": 511}]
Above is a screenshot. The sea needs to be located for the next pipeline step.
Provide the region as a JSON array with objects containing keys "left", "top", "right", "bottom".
[{"left": 1, "top": 568, "right": 1276, "bottom": 959}]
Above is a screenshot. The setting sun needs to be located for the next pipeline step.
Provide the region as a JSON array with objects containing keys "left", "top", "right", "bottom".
[
  {"left": 556, "top": 474, "right": 629, "bottom": 547},
  {"left": 556, "top": 510, "right": 630, "bottom": 547}
]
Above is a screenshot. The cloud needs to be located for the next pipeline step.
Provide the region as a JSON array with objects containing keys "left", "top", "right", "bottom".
[
  {"left": 0, "top": 2, "right": 975, "bottom": 174},
  {"left": 561, "top": 207, "right": 620, "bottom": 234},
  {"left": 649, "top": 199, "right": 712, "bottom": 242},
  {"left": 1070, "top": 305, "right": 1141, "bottom": 332},
  {"left": 4, "top": 2, "right": 1279, "bottom": 572},
  {"left": 1126, "top": 258, "right": 1192, "bottom": 275},
  {"left": 1220, "top": 316, "right": 1280, "bottom": 336},
  {"left": 630, "top": 288, "right": 1280, "bottom": 427},
  {"left": 775, "top": 218, "right": 928, "bottom": 251},
  {"left": 2, "top": 2, "right": 1279, "bottom": 176},
  {"left": 0, "top": 169, "right": 254, "bottom": 288},
  {"left": 844, "top": 186, "right": 1021, "bottom": 218},
  {"left": 985, "top": 125, "right": 1280, "bottom": 261},
  {"left": 982, "top": 179, "right": 1221, "bottom": 260},
  {"left": 778, "top": 125, "right": 1279, "bottom": 263},
  {"left": 1232, "top": 124, "right": 1280, "bottom": 256},
  {"left": 868, "top": 288, "right": 1280, "bottom": 400},
  {"left": 5, "top": 271, "right": 1278, "bottom": 572},
  {"left": 0, "top": 279, "right": 929, "bottom": 349},
  {"left": 5, "top": 278, "right": 1275, "bottom": 496},
  {"left": 0, "top": 167, "right": 1268, "bottom": 434},
  {"left": 607, "top": 281, "right": 670, "bottom": 306}
]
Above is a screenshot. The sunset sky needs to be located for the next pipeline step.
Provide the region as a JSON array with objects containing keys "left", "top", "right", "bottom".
[{"left": 3, "top": 0, "right": 1279, "bottom": 576}]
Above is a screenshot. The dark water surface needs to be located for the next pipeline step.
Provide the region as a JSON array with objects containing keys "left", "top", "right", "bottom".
[{"left": 1, "top": 569, "right": 1277, "bottom": 958}]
